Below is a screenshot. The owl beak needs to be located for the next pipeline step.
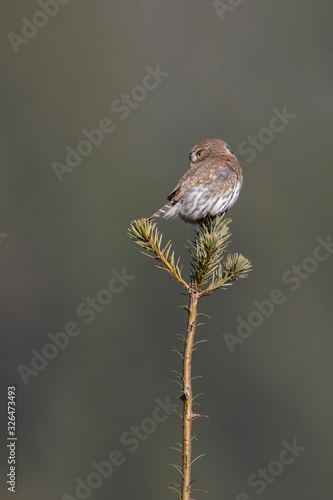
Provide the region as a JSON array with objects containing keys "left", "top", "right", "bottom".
[{"left": 190, "top": 161, "right": 194, "bottom": 167}]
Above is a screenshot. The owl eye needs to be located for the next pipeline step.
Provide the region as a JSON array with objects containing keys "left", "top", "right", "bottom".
[
  {"left": 196, "top": 151, "right": 202, "bottom": 158},
  {"left": 225, "top": 145, "right": 234, "bottom": 155}
]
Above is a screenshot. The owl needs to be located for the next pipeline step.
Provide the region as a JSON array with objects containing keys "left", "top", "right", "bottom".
[{"left": 148, "top": 139, "right": 243, "bottom": 223}]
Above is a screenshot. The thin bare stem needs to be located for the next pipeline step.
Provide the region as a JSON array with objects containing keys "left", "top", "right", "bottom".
[{"left": 181, "top": 289, "right": 200, "bottom": 500}]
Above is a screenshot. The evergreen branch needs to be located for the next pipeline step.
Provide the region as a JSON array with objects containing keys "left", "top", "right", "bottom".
[
  {"left": 128, "top": 219, "right": 189, "bottom": 290},
  {"left": 188, "top": 214, "right": 231, "bottom": 287},
  {"left": 202, "top": 252, "right": 252, "bottom": 295},
  {"left": 129, "top": 213, "right": 251, "bottom": 500}
]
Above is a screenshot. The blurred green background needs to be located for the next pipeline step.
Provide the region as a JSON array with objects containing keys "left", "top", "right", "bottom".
[{"left": 1, "top": 1, "right": 333, "bottom": 499}]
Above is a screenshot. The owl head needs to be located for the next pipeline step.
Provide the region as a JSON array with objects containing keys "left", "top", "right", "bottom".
[{"left": 189, "top": 138, "right": 234, "bottom": 167}]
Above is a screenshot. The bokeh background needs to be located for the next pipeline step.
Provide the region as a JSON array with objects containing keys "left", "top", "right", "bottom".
[{"left": 1, "top": 1, "right": 333, "bottom": 499}]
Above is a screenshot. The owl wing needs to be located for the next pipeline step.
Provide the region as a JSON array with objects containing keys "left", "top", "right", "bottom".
[
  {"left": 166, "top": 185, "right": 180, "bottom": 202},
  {"left": 167, "top": 156, "right": 239, "bottom": 202}
]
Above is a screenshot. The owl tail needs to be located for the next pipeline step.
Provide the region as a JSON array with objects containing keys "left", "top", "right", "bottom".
[{"left": 148, "top": 201, "right": 174, "bottom": 222}]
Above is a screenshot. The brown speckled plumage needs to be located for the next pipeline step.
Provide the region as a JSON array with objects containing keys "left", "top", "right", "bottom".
[{"left": 148, "top": 139, "right": 243, "bottom": 223}]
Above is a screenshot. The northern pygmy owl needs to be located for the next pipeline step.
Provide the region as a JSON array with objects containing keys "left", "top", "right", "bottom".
[{"left": 148, "top": 139, "right": 243, "bottom": 223}]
